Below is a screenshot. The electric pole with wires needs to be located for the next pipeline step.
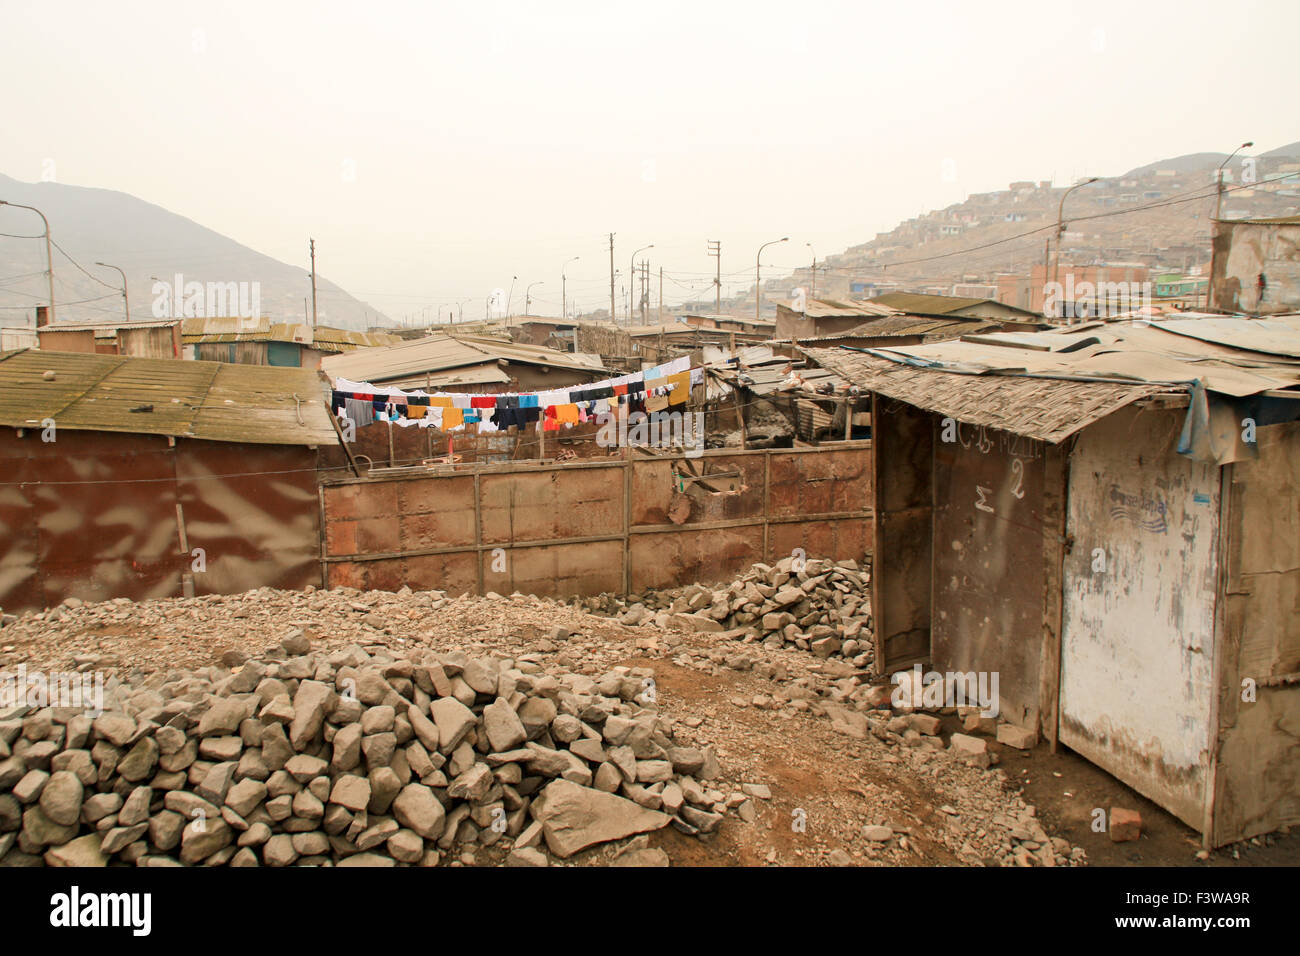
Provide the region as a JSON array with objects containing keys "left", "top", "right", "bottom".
[{"left": 707, "top": 239, "right": 721, "bottom": 313}]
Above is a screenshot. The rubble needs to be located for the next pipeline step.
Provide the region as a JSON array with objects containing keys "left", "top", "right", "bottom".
[
  {"left": 580, "top": 555, "right": 874, "bottom": 665},
  {"left": 0, "top": 637, "right": 731, "bottom": 867},
  {"left": 0, "top": 572, "right": 1094, "bottom": 868}
]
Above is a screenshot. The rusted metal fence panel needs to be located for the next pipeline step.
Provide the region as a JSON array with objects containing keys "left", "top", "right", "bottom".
[
  {"left": 176, "top": 441, "right": 321, "bottom": 597},
  {"left": 321, "top": 442, "right": 872, "bottom": 599}
]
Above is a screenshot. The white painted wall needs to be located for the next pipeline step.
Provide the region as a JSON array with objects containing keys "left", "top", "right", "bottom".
[{"left": 1059, "top": 407, "right": 1220, "bottom": 827}]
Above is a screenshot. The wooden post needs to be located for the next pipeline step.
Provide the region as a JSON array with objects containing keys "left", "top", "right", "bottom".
[
  {"left": 622, "top": 453, "right": 632, "bottom": 596},
  {"left": 473, "top": 471, "right": 484, "bottom": 595},
  {"left": 735, "top": 387, "right": 747, "bottom": 450},
  {"left": 1038, "top": 443, "right": 1068, "bottom": 752}
]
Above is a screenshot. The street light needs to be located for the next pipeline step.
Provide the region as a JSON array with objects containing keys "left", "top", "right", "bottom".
[
  {"left": 1050, "top": 178, "right": 1099, "bottom": 316},
  {"left": 524, "top": 281, "right": 544, "bottom": 317},
  {"left": 806, "top": 242, "right": 817, "bottom": 299},
  {"left": 629, "top": 245, "right": 653, "bottom": 326},
  {"left": 1215, "top": 141, "right": 1254, "bottom": 220},
  {"left": 506, "top": 275, "right": 518, "bottom": 325},
  {"left": 0, "top": 200, "right": 55, "bottom": 323},
  {"left": 95, "top": 262, "right": 130, "bottom": 322},
  {"left": 561, "top": 256, "right": 580, "bottom": 320},
  {"left": 756, "top": 237, "right": 788, "bottom": 321},
  {"left": 456, "top": 299, "right": 469, "bottom": 324}
]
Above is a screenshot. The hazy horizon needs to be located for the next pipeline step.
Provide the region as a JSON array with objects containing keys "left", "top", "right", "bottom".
[{"left": 2, "top": 0, "right": 1297, "bottom": 319}]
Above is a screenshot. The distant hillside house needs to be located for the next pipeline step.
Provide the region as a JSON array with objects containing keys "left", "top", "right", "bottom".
[
  {"left": 182, "top": 318, "right": 401, "bottom": 368},
  {"left": 774, "top": 298, "right": 902, "bottom": 340},
  {"left": 36, "top": 318, "right": 182, "bottom": 359}
]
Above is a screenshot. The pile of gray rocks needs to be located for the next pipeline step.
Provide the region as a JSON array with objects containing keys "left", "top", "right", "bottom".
[
  {"left": 579, "top": 555, "right": 873, "bottom": 665},
  {"left": 0, "top": 634, "right": 729, "bottom": 867}
]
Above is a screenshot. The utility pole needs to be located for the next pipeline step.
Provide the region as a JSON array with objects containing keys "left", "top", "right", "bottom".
[
  {"left": 1051, "top": 179, "right": 1097, "bottom": 321},
  {"left": 756, "top": 237, "right": 788, "bottom": 322},
  {"left": 608, "top": 233, "right": 616, "bottom": 325},
  {"left": 707, "top": 240, "right": 721, "bottom": 313},
  {"left": 309, "top": 238, "right": 318, "bottom": 328},
  {"left": 658, "top": 266, "right": 663, "bottom": 323},
  {"left": 1214, "top": 141, "right": 1254, "bottom": 220},
  {"left": 562, "top": 256, "right": 579, "bottom": 321},
  {"left": 0, "top": 201, "right": 55, "bottom": 323},
  {"left": 806, "top": 243, "right": 817, "bottom": 299},
  {"left": 639, "top": 260, "right": 648, "bottom": 325},
  {"left": 630, "top": 244, "right": 653, "bottom": 326},
  {"left": 95, "top": 262, "right": 130, "bottom": 322}
]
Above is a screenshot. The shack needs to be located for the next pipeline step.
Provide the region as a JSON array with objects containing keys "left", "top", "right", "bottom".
[
  {"left": 808, "top": 315, "right": 1300, "bottom": 847},
  {"left": 0, "top": 348, "right": 338, "bottom": 611}
]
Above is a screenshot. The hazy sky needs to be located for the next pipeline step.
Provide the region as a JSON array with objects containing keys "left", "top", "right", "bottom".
[{"left": 2, "top": 0, "right": 1297, "bottom": 319}]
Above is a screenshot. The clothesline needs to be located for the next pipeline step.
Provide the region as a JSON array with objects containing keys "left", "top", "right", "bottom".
[{"left": 331, "top": 355, "right": 702, "bottom": 433}]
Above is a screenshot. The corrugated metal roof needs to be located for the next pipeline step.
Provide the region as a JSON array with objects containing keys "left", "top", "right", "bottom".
[
  {"left": 0, "top": 349, "right": 337, "bottom": 445},
  {"left": 1152, "top": 315, "right": 1300, "bottom": 359},
  {"left": 845, "top": 314, "right": 1001, "bottom": 339},
  {"left": 804, "top": 316, "right": 1300, "bottom": 441},
  {"left": 320, "top": 332, "right": 606, "bottom": 384},
  {"left": 776, "top": 298, "right": 899, "bottom": 319},
  {"left": 805, "top": 346, "right": 1162, "bottom": 443},
  {"left": 868, "top": 292, "right": 992, "bottom": 314},
  {"left": 37, "top": 319, "right": 180, "bottom": 332}
]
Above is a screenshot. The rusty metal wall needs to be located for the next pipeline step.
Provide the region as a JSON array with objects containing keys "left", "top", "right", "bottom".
[
  {"left": 175, "top": 440, "right": 322, "bottom": 596},
  {"left": 931, "top": 425, "right": 1048, "bottom": 730},
  {"left": 321, "top": 443, "right": 873, "bottom": 599},
  {"left": 0, "top": 429, "right": 321, "bottom": 612},
  {"left": 871, "top": 396, "right": 934, "bottom": 674}
]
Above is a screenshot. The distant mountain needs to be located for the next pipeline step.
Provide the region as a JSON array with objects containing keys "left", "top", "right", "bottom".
[{"left": 0, "top": 174, "right": 390, "bottom": 329}]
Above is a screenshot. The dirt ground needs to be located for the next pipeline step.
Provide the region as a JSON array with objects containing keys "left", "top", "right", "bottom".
[{"left": 3, "top": 586, "right": 1293, "bottom": 868}]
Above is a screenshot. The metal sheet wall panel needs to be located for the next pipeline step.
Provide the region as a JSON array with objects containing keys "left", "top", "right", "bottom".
[
  {"left": 175, "top": 440, "right": 321, "bottom": 596},
  {"left": 480, "top": 468, "right": 622, "bottom": 544},
  {"left": 323, "top": 445, "right": 873, "bottom": 599},
  {"left": 1211, "top": 421, "right": 1300, "bottom": 846},
  {"left": 931, "top": 427, "right": 1047, "bottom": 729},
  {"left": 330, "top": 553, "right": 478, "bottom": 595},
  {"left": 768, "top": 517, "right": 872, "bottom": 568},
  {"left": 768, "top": 448, "right": 870, "bottom": 517},
  {"left": 872, "top": 397, "right": 933, "bottom": 673},
  {"left": 1058, "top": 406, "right": 1220, "bottom": 830},
  {"left": 0, "top": 432, "right": 46, "bottom": 611},
  {"left": 487, "top": 540, "right": 624, "bottom": 598},
  {"left": 630, "top": 527, "right": 763, "bottom": 593},
  {"left": 33, "top": 433, "right": 181, "bottom": 606}
]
